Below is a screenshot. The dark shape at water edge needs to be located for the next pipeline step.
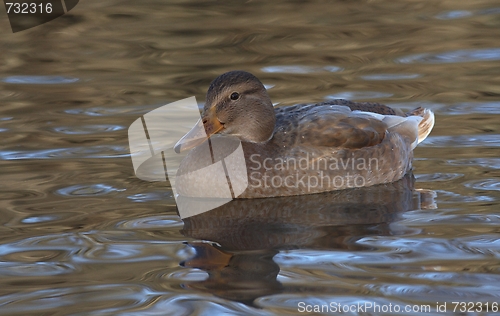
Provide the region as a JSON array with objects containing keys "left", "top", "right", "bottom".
[
  {"left": 5, "top": 0, "right": 79, "bottom": 33},
  {"left": 64, "top": 0, "right": 78, "bottom": 11},
  {"left": 179, "top": 173, "right": 435, "bottom": 305}
]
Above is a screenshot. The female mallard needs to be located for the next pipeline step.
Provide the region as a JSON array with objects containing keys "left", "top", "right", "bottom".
[{"left": 174, "top": 70, "right": 434, "bottom": 198}]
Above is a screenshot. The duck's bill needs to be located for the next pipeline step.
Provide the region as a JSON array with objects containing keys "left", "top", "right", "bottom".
[{"left": 174, "top": 117, "right": 223, "bottom": 153}]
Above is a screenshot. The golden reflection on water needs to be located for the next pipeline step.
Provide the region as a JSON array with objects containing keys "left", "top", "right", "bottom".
[{"left": 0, "top": 0, "right": 500, "bottom": 314}]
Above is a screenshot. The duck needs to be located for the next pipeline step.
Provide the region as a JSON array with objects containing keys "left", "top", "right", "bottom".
[{"left": 174, "top": 70, "right": 434, "bottom": 199}]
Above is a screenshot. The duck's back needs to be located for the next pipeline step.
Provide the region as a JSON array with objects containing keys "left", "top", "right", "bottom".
[{"left": 239, "top": 100, "right": 433, "bottom": 198}]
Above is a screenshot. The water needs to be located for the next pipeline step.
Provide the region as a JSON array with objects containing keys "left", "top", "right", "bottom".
[{"left": 1, "top": 0, "right": 500, "bottom": 315}]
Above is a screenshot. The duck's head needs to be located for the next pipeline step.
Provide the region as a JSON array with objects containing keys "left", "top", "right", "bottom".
[{"left": 174, "top": 71, "right": 276, "bottom": 153}]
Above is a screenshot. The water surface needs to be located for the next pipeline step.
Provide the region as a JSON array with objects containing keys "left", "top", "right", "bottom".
[{"left": 1, "top": 0, "right": 500, "bottom": 315}]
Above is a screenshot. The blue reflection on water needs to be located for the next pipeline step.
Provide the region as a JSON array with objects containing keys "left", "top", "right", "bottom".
[
  {"left": 127, "top": 192, "right": 172, "bottom": 202},
  {"left": 21, "top": 215, "right": 59, "bottom": 224},
  {"left": 52, "top": 125, "right": 125, "bottom": 135},
  {"left": 447, "top": 158, "right": 500, "bottom": 169},
  {"left": 442, "top": 102, "right": 500, "bottom": 115},
  {"left": 261, "top": 65, "right": 342, "bottom": 73},
  {"left": 435, "top": 10, "right": 473, "bottom": 20},
  {"left": 397, "top": 48, "right": 500, "bottom": 64},
  {"left": 3, "top": 76, "right": 79, "bottom": 84},
  {"left": 0, "top": 146, "right": 130, "bottom": 160},
  {"left": 464, "top": 179, "right": 500, "bottom": 191},
  {"left": 55, "top": 184, "right": 125, "bottom": 197},
  {"left": 419, "top": 135, "right": 500, "bottom": 147},
  {"left": 361, "top": 73, "right": 421, "bottom": 81}
]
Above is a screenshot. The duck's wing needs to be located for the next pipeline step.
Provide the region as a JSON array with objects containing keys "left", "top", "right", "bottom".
[
  {"left": 274, "top": 102, "right": 428, "bottom": 150},
  {"left": 317, "top": 99, "right": 405, "bottom": 116},
  {"left": 296, "top": 105, "right": 389, "bottom": 149},
  {"left": 328, "top": 99, "right": 435, "bottom": 145}
]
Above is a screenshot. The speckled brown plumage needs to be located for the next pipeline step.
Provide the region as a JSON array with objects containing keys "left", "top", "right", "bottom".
[{"left": 175, "top": 71, "right": 435, "bottom": 198}]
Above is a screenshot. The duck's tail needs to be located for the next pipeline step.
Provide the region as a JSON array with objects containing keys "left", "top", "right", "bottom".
[
  {"left": 406, "top": 107, "right": 435, "bottom": 145},
  {"left": 366, "top": 106, "right": 434, "bottom": 150},
  {"left": 350, "top": 103, "right": 435, "bottom": 150}
]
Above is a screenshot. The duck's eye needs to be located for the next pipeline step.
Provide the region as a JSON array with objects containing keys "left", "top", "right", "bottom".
[{"left": 230, "top": 92, "right": 240, "bottom": 100}]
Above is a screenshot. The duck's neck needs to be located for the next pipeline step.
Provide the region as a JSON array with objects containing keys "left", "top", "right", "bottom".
[{"left": 236, "top": 108, "right": 276, "bottom": 143}]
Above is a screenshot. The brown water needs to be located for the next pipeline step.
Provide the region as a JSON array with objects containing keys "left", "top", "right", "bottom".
[{"left": 1, "top": 0, "right": 500, "bottom": 315}]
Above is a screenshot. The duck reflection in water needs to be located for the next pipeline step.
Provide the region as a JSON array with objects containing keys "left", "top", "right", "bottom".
[{"left": 179, "top": 173, "right": 435, "bottom": 305}]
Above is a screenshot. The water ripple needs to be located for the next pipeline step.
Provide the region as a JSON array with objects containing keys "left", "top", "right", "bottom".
[
  {"left": 0, "top": 234, "right": 83, "bottom": 259},
  {"left": 406, "top": 271, "right": 500, "bottom": 284},
  {"left": 83, "top": 244, "right": 149, "bottom": 260},
  {"left": 127, "top": 191, "right": 172, "bottom": 202},
  {"left": 397, "top": 48, "right": 500, "bottom": 64},
  {"left": 261, "top": 65, "right": 342, "bottom": 74},
  {"left": 64, "top": 104, "right": 173, "bottom": 117},
  {"left": 446, "top": 158, "right": 500, "bottom": 169},
  {"left": 374, "top": 283, "right": 500, "bottom": 301},
  {"left": 275, "top": 248, "right": 411, "bottom": 266},
  {"left": 21, "top": 215, "right": 59, "bottom": 224},
  {"left": 123, "top": 295, "right": 261, "bottom": 316},
  {"left": 0, "top": 285, "right": 152, "bottom": 314},
  {"left": 414, "top": 173, "right": 463, "bottom": 182},
  {"left": 401, "top": 213, "right": 500, "bottom": 227},
  {"left": 357, "top": 236, "right": 500, "bottom": 264},
  {"left": 0, "top": 232, "right": 181, "bottom": 265},
  {"left": 116, "top": 215, "right": 183, "bottom": 229},
  {"left": 419, "top": 135, "right": 500, "bottom": 148},
  {"left": 166, "top": 269, "right": 208, "bottom": 282},
  {"left": 0, "top": 261, "right": 75, "bottom": 276},
  {"left": 479, "top": 7, "right": 500, "bottom": 16},
  {"left": 52, "top": 124, "right": 125, "bottom": 135},
  {"left": 0, "top": 189, "right": 45, "bottom": 200},
  {"left": 434, "top": 190, "right": 495, "bottom": 203},
  {"left": 0, "top": 146, "right": 130, "bottom": 160},
  {"left": 464, "top": 179, "right": 500, "bottom": 191},
  {"left": 361, "top": 73, "right": 421, "bottom": 81},
  {"left": 2, "top": 76, "right": 79, "bottom": 84},
  {"left": 461, "top": 235, "right": 500, "bottom": 255},
  {"left": 442, "top": 102, "right": 500, "bottom": 115},
  {"left": 55, "top": 184, "right": 125, "bottom": 197},
  {"left": 435, "top": 10, "right": 473, "bottom": 20}
]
